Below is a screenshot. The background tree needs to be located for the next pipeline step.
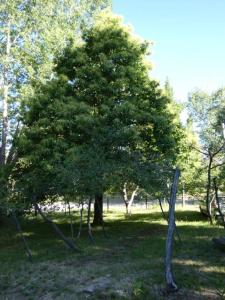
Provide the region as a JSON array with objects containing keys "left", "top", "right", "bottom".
[
  {"left": 214, "top": 88, "right": 225, "bottom": 190},
  {"left": 162, "top": 80, "right": 203, "bottom": 200},
  {"left": 0, "top": 0, "right": 111, "bottom": 215},
  {"left": 187, "top": 88, "right": 225, "bottom": 222},
  {"left": 0, "top": 0, "right": 109, "bottom": 164},
  {"left": 178, "top": 118, "right": 204, "bottom": 198}
]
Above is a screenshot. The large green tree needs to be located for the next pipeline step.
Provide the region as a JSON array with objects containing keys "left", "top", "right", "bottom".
[{"left": 16, "top": 10, "right": 182, "bottom": 224}]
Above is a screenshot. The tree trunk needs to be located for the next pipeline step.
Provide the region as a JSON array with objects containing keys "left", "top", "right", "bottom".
[
  {"left": 87, "top": 197, "right": 95, "bottom": 243},
  {"left": 77, "top": 201, "right": 84, "bottom": 239},
  {"left": 0, "top": 20, "right": 11, "bottom": 165},
  {"left": 165, "top": 168, "right": 180, "bottom": 293},
  {"left": 11, "top": 210, "right": 32, "bottom": 261},
  {"left": 127, "top": 187, "right": 138, "bottom": 214},
  {"left": 182, "top": 182, "right": 185, "bottom": 207},
  {"left": 206, "top": 154, "right": 213, "bottom": 224},
  {"left": 122, "top": 183, "right": 138, "bottom": 214},
  {"left": 67, "top": 200, "right": 74, "bottom": 238},
  {"left": 213, "top": 178, "right": 225, "bottom": 229},
  {"left": 92, "top": 193, "right": 103, "bottom": 226},
  {"left": 33, "top": 201, "right": 79, "bottom": 252},
  {"left": 123, "top": 182, "right": 129, "bottom": 214}
]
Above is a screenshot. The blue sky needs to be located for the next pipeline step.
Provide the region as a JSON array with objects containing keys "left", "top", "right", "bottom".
[{"left": 113, "top": 0, "right": 225, "bottom": 103}]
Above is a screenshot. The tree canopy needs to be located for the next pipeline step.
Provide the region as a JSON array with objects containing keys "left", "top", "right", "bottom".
[
  {"left": 0, "top": 0, "right": 111, "bottom": 166},
  {"left": 14, "top": 10, "right": 182, "bottom": 206}
]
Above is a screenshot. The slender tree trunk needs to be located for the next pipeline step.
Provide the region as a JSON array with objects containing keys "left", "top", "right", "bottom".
[
  {"left": 11, "top": 210, "right": 32, "bottom": 261},
  {"left": 123, "top": 183, "right": 129, "bottom": 214},
  {"left": 87, "top": 197, "right": 95, "bottom": 243},
  {"left": 206, "top": 154, "right": 213, "bottom": 224},
  {"left": 122, "top": 183, "right": 138, "bottom": 214},
  {"left": 182, "top": 182, "right": 185, "bottom": 207},
  {"left": 127, "top": 187, "right": 138, "bottom": 214},
  {"left": 213, "top": 178, "right": 225, "bottom": 229},
  {"left": 165, "top": 168, "right": 180, "bottom": 293},
  {"left": 159, "top": 198, "right": 167, "bottom": 220},
  {"left": 1, "top": 20, "right": 11, "bottom": 165},
  {"left": 77, "top": 201, "right": 84, "bottom": 239},
  {"left": 67, "top": 200, "right": 74, "bottom": 238},
  {"left": 92, "top": 193, "right": 103, "bottom": 226},
  {"left": 33, "top": 201, "right": 79, "bottom": 252}
]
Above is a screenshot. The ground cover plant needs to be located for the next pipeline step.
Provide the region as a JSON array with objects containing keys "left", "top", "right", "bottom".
[{"left": 0, "top": 205, "right": 225, "bottom": 300}]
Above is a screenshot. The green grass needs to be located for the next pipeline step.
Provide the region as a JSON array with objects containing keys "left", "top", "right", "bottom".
[{"left": 0, "top": 205, "right": 225, "bottom": 299}]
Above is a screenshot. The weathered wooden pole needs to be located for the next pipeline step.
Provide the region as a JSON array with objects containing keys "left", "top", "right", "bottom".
[{"left": 165, "top": 168, "right": 180, "bottom": 293}]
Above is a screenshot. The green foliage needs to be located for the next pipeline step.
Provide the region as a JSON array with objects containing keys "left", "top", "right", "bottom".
[
  {"left": 161, "top": 80, "right": 202, "bottom": 196},
  {"left": 213, "top": 88, "right": 225, "bottom": 189},
  {"left": 0, "top": 0, "right": 112, "bottom": 151},
  {"left": 177, "top": 118, "right": 205, "bottom": 196},
  {"left": 187, "top": 88, "right": 225, "bottom": 198},
  {"left": 15, "top": 10, "right": 182, "bottom": 203},
  {"left": 187, "top": 89, "right": 224, "bottom": 151},
  {"left": 0, "top": 0, "right": 111, "bottom": 210}
]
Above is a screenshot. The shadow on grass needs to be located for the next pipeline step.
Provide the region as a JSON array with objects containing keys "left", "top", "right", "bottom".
[
  {"left": 0, "top": 209, "right": 224, "bottom": 265},
  {"left": 121, "top": 209, "right": 207, "bottom": 223},
  {"left": 0, "top": 209, "right": 225, "bottom": 298}
]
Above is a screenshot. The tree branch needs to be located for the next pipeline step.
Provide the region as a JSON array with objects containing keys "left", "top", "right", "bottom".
[
  {"left": 210, "top": 161, "right": 225, "bottom": 170},
  {"left": 192, "top": 145, "right": 208, "bottom": 156}
]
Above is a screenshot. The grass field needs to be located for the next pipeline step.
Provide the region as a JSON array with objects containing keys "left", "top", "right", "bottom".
[{"left": 0, "top": 205, "right": 225, "bottom": 299}]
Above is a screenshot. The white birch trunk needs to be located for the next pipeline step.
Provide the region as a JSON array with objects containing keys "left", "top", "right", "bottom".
[
  {"left": 127, "top": 186, "right": 139, "bottom": 214},
  {"left": 122, "top": 183, "right": 139, "bottom": 214},
  {"left": 1, "top": 20, "right": 11, "bottom": 165}
]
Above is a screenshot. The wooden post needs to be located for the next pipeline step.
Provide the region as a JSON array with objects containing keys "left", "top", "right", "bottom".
[{"left": 165, "top": 168, "right": 180, "bottom": 293}]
